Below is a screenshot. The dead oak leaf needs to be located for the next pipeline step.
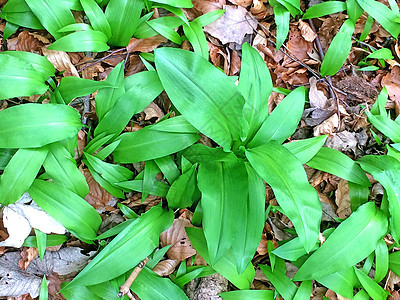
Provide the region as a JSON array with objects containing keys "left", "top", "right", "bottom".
[
  {"left": 382, "top": 66, "right": 400, "bottom": 116},
  {"left": 42, "top": 46, "right": 79, "bottom": 77},
  {"left": 335, "top": 179, "right": 351, "bottom": 218},
  {"left": 298, "top": 19, "right": 317, "bottom": 42},
  {"left": 83, "top": 169, "right": 113, "bottom": 209},
  {"left": 127, "top": 35, "right": 167, "bottom": 53}
]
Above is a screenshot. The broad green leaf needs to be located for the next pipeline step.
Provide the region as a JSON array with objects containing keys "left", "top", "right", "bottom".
[
  {"left": 353, "top": 289, "right": 371, "bottom": 300},
  {"left": 374, "top": 239, "right": 388, "bottom": 282},
  {"left": 186, "top": 227, "right": 255, "bottom": 289},
  {"left": 1, "top": 0, "right": 44, "bottom": 29},
  {"left": 365, "top": 48, "right": 394, "bottom": 60},
  {"left": 149, "top": 116, "right": 199, "bottom": 133},
  {"left": 293, "top": 280, "right": 312, "bottom": 300},
  {"left": 348, "top": 182, "right": 369, "bottom": 212},
  {"left": 370, "top": 87, "right": 388, "bottom": 116},
  {"left": 96, "top": 219, "right": 135, "bottom": 240},
  {"left": 51, "top": 76, "right": 113, "bottom": 104},
  {"left": 3, "top": 21, "right": 19, "bottom": 40},
  {"left": 96, "top": 140, "right": 121, "bottom": 160},
  {"left": 276, "top": 0, "right": 301, "bottom": 16},
  {"left": 48, "top": 30, "right": 109, "bottom": 52},
  {"left": 283, "top": 135, "right": 327, "bottom": 164},
  {"left": 34, "top": 229, "right": 47, "bottom": 260},
  {"left": 303, "top": 1, "right": 346, "bottom": 19},
  {"left": 61, "top": 284, "right": 102, "bottom": 299},
  {"left": 197, "top": 162, "right": 248, "bottom": 265},
  {"left": 293, "top": 202, "right": 388, "bottom": 280},
  {"left": 154, "top": 155, "right": 180, "bottom": 184},
  {"left": 0, "top": 104, "right": 81, "bottom": 148},
  {"left": 195, "top": 9, "right": 225, "bottom": 27},
  {"left": 321, "top": 19, "right": 355, "bottom": 76},
  {"left": 357, "top": 155, "right": 400, "bottom": 242},
  {"left": 272, "top": 237, "right": 319, "bottom": 261},
  {"left": 315, "top": 267, "right": 358, "bottom": 299},
  {"left": 131, "top": 267, "right": 188, "bottom": 300},
  {"left": 29, "top": 180, "right": 102, "bottom": 243},
  {"left": 155, "top": 47, "right": 245, "bottom": 151},
  {"left": 115, "top": 179, "right": 170, "bottom": 197},
  {"left": 360, "top": 15, "right": 374, "bottom": 41},
  {"left": 365, "top": 111, "right": 400, "bottom": 142},
  {"left": 0, "top": 148, "right": 17, "bottom": 171},
  {"left": 0, "top": 147, "right": 48, "bottom": 205},
  {"left": 117, "top": 203, "right": 138, "bottom": 219},
  {"left": 151, "top": 0, "right": 192, "bottom": 8},
  {"left": 354, "top": 267, "right": 389, "bottom": 299},
  {"left": 142, "top": 160, "right": 160, "bottom": 201},
  {"left": 356, "top": 0, "right": 400, "bottom": 37},
  {"left": 80, "top": 0, "right": 111, "bottom": 39},
  {"left": 84, "top": 132, "right": 114, "bottom": 155},
  {"left": 94, "top": 71, "right": 163, "bottom": 137},
  {"left": 247, "top": 87, "right": 306, "bottom": 148},
  {"left": 148, "top": 17, "right": 183, "bottom": 44},
  {"left": 220, "top": 290, "right": 274, "bottom": 300},
  {"left": 25, "top": 0, "right": 75, "bottom": 39},
  {"left": 346, "top": 0, "right": 364, "bottom": 22},
  {"left": 182, "top": 21, "right": 208, "bottom": 59},
  {"left": 43, "top": 142, "right": 89, "bottom": 198},
  {"left": 167, "top": 163, "right": 200, "bottom": 209},
  {"left": 95, "top": 61, "right": 125, "bottom": 121},
  {"left": 2, "top": 51, "right": 55, "bottom": 77},
  {"left": 239, "top": 43, "right": 272, "bottom": 141},
  {"left": 0, "top": 53, "right": 50, "bottom": 99},
  {"left": 63, "top": 205, "right": 173, "bottom": 288},
  {"left": 246, "top": 141, "right": 322, "bottom": 252},
  {"left": 57, "top": 22, "right": 92, "bottom": 32},
  {"left": 23, "top": 234, "right": 67, "bottom": 247},
  {"left": 153, "top": 3, "right": 189, "bottom": 26},
  {"left": 182, "top": 144, "right": 240, "bottom": 164},
  {"left": 105, "top": 0, "right": 144, "bottom": 46},
  {"left": 259, "top": 265, "right": 297, "bottom": 300},
  {"left": 273, "top": 3, "right": 290, "bottom": 51},
  {"left": 113, "top": 127, "right": 199, "bottom": 163},
  {"left": 389, "top": 251, "right": 400, "bottom": 276},
  {"left": 39, "top": 276, "right": 48, "bottom": 300},
  {"left": 307, "top": 147, "right": 371, "bottom": 186}
]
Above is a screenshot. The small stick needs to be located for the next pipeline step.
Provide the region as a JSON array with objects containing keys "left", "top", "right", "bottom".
[{"left": 118, "top": 257, "right": 150, "bottom": 298}]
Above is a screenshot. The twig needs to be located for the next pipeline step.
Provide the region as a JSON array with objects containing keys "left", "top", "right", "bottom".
[
  {"left": 77, "top": 48, "right": 127, "bottom": 70},
  {"left": 118, "top": 257, "right": 150, "bottom": 298}
]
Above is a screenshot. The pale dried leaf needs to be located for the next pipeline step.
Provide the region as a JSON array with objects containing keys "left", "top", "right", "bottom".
[
  {"left": 298, "top": 19, "right": 317, "bottom": 42},
  {"left": 83, "top": 169, "right": 113, "bottom": 209},
  {"left": 15, "top": 31, "right": 44, "bottom": 53},
  {"left": 0, "top": 270, "right": 41, "bottom": 298},
  {"left": 0, "top": 207, "right": 32, "bottom": 248},
  {"left": 19, "top": 248, "right": 39, "bottom": 271},
  {"left": 204, "top": 5, "right": 257, "bottom": 44},
  {"left": 229, "top": 0, "right": 252, "bottom": 6},
  {"left": 143, "top": 102, "right": 164, "bottom": 122},
  {"left": 335, "top": 179, "right": 351, "bottom": 218},
  {"left": 192, "top": 0, "right": 225, "bottom": 14},
  {"left": 314, "top": 113, "right": 339, "bottom": 136},
  {"left": 42, "top": 46, "right": 79, "bottom": 77},
  {"left": 250, "top": 0, "right": 266, "bottom": 15},
  {"left": 152, "top": 259, "right": 179, "bottom": 276},
  {"left": 160, "top": 219, "right": 197, "bottom": 261},
  {"left": 325, "top": 131, "right": 358, "bottom": 153},
  {"left": 309, "top": 77, "right": 329, "bottom": 109},
  {"left": 127, "top": 35, "right": 167, "bottom": 53}
]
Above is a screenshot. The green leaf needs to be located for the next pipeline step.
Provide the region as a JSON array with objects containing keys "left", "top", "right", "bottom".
[
  {"left": 34, "top": 229, "right": 47, "bottom": 261},
  {"left": 80, "top": 0, "right": 111, "bottom": 39},
  {"left": 283, "top": 135, "right": 327, "bottom": 164},
  {"left": 149, "top": 115, "right": 199, "bottom": 133},
  {"left": 0, "top": 104, "right": 81, "bottom": 148},
  {"left": 195, "top": 9, "right": 225, "bottom": 27},
  {"left": 142, "top": 160, "right": 160, "bottom": 201},
  {"left": 57, "top": 23, "right": 92, "bottom": 33},
  {"left": 3, "top": 21, "right": 19, "bottom": 40},
  {"left": 293, "top": 202, "right": 388, "bottom": 281},
  {"left": 272, "top": 237, "right": 319, "bottom": 261},
  {"left": 2, "top": 50, "right": 55, "bottom": 76},
  {"left": 246, "top": 141, "right": 322, "bottom": 253},
  {"left": 48, "top": 30, "right": 109, "bottom": 52},
  {"left": 259, "top": 265, "right": 297, "bottom": 300},
  {"left": 247, "top": 87, "right": 306, "bottom": 148},
  {"left": 348, "top": 182, "right": 370, "bottom": 212},
  {"left": 94, "top": 71, "right": 163, "bottom": 137},
  {"left": 155, "top": 47, "right": 245, "bottom": 151},
  {"left": 356, "top": 0, "right": 400, "bottom": 37},
  {"left": 0, "top": 147, "right": 48, "bottom": 205},
  {"left": 29, "top": 180, "right": 102, "bottom": 243},
  {"left": 346, "top": 0, "right": 364, "bottom": 22},
  {"left": 113, "top": 126, "right": 199, "bottom": 163},
  {"left": 105, "top": 0, "right": 144, "bottom": 46},
  {"left": 315, "top": 267, "right": 358, "bottom": 298},
  {"left": 151, "top": 0, "right": 192, "bottom": 8},
  {"left": 148, "top": 17, "right": 183, "bottom": 44},
  {"left": 366, "top": 111, "right": 400, "bottom": 142},
  {"left": 154, "top": 155, "right": 180, "bottom": 184},
  {"left": 303, "top": 1, "right": 346, "bottom": 19},
  {"left": 370, "top": 87, "right": 389, "bottom": 116},
  {"left": 23, "top": 234, "right": 67, "bottom": 247},
  {"left": 360, "top": 15, "right": 374, "bottom": 41},
  {"left": 353, "top": 289, "right": 371, "bottom": 300},
  {"left": 374, "top": 239, "right": 388, "bottom": 282},
  {"left": 306, "top": 147, "right": 371, "bottom": 186},
  {"left": 63, "top": 205, "right": 173, "bottom": 288},
  {"left": 131, "top": 267, "right": 188, "bottom": 300},
  {"left": 365, "top": 48, "right": 394, "bottom": 60},
  {"left": 0, "top": 1, "right": 44, "bottom": 29},
  {"left": 239, "top": 43, "right": 272, "bottom": 141},
  {"left": 389, "top": 251, "right": 400, "bottom": 276},
  {"left": 182, "top": 21, "right": 209, "bottom": 59},
  {"left": 321, "top": 19, "right": 355, "bottom": 76},
  {"left": 293, "top": 280, "right": 312, "bottom": 300},
  {"left": 220, "top": 290, "right": 274, "bottom": 300},
  {"left": 43, "top": 142, "right": 89, "bottom": 198},
  {"left": 273, "top": 3, "right": 290, "bottom": 51},
  {"left": 357, "top": 155, "right": 400, "bottom": 242},
  {"left": 182, "top": 144, "right": 240, "bottom": 164},
  {"left": 0, "top": 53, "right": 51, "bottom": 99},
  {"left": 354, "top": 267, "right": 389, "bottom": 300},
  {"left": 52, "top": 73, "right": 113, "bottom": 105},
  {"left": 0, "top": 148, "right": 18, "bottom": 171},
  {"left": 39, "top": 276, "right": 48, "bottom": 300},
  {"left": 186, "top": 227, "right": 255, "bottom": 289},
  {"left": 95, "top": 61, "right": 125, "bottom": 121},
  {"left": 115, "top": 178, "right": 170, "bottom": 197},
  {"left": 25, "top": 0, "right": 75, "bottom": 39}
]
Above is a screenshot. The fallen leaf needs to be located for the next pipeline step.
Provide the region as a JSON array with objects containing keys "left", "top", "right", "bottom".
[
  {"left": 126, "top": 54, "right": 145, "bottom": 77},
  {"left": 160, "top": 218, "right": 197, "bottom": 261},
  {"left": 314, "top": 113, "right": 339, "bottom": 136},
  {"left": 143, "top": 102, "right": 164, "bottom": 122},
  {"left": 335, "top": 179, "right": 351, "bottom": 218},
  {"left": 204, "top": 5, "right": 257, "bottom": 44},
  {"left": 0, "top": 207, "right": 33, "bottom": 248},
  {"left": 19, "top": 247, "right": 39, "bottom": 271},
  {"left": 229, "top": 0, "right": 252, "bottom": 6},
  {"left": 283, "top": 26, "right": 313, "bottom": 65},
  {"left": 298, "top": 20, "right": 317, "bottom": 42},
  {"left": 382, "top": 66, "right": 400, "bottom": 116},
  {"left": 127, "top": 35, "right": 168, "bottom": 53},
  {"left": 42, "top": 46, "right": 79, "bottom": 77},
  {"left": 325, "top": 131, "right": 358, "bottom": 153},
  {"left": 309, "top": 77, "right": 329, "bottom": 109},
  {"left": 250, "top": 0, "right": 267, "bottom": 16},
  {"left": 192, "top": 0, "right": 225, "bottom": 14},
  {"left": 152, "top": 259, "right": 179, "bottom": 276},
  {"left": 15, "top": 31, "right": 44, "bottom": 54},
  {"left": 229, "top": 49, "right": 241, "bottom": 75},
  {"left": 83, "top": 169, "right": 113, "bottom": 209},
  {"left": 78, "top": 56, "right": 104, "bottom": 80}
]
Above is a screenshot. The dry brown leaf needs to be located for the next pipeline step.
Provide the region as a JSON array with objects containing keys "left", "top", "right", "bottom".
[
  {"left": 126, "top": 55, "right": 145, "bottom": 77},
  {"left": 192, "top": 0, "right": 225, "bottom": 14},
  {"left": 284, "top": 26, "right": 313, "bottom": 64},
  {"left": 47, "top": 273, "right": 66, "bottom": 300},
  {"left": 78, "top": 56, "right": 104, "bottom": 80},
  {"left": 160, "top": 218, "right": 197, "bottom": 261},
  {"left": 309, "top": 77, "right": 329, "bottom": 109},
  {"left": 229, "top": 49, "right": 241, "bottom": 75},
  {"left": 143, "top": 102, "right": 164, "bottom": 122},
  {"left": 314, "top": 113, "right": 339, "bottom": 136},
  {"left": 250, "top": 0, "right": 267, "bottom": 16},
  {"left": 382, "top": 66, "right": 400, "bottom": 116},
  {"left": 83, "top": 169, "right": 113, "bottom": 209},
  {"left": 77, "top": 130, "right": 86, "bottom": 159},
  {"left": 7, "top": 36, "right": 18, "bottom": 50},
  {"left": 298, "top": 19, "right": 317, "bottom": 42},
  {"left": 152, "top": 259, "right": 179, "bottom": 276},
  {"left": 15, "top": 31, "right": 44, "bottom": 53},
  {"left": 127, "top": 35, "right": 168, "bottom": 53},
  {"left": 335, "top": 179, "right": 351, "bottom": 218},
  {"left": 42, "top": 46, "right": 79, "bottom": 77},
  {"left": 229, "top": 0, "right": 252, "bottom": 6},
  {"left": 204, "top": 5, "right": 257, "bottom": 44},
  {"left": 18, "top": 248, "right": 39, "bottom": 271}
]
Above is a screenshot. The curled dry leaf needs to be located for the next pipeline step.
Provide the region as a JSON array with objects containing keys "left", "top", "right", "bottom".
[
  {"left": 83, "top": 169, "right": 113, "bottom": 209},
  {"left": 298, "top": 20, "right": 317, "bottom": 42},
  {"left": 160, "top": 218, "right": 197, "bottom": 261},
  {"left": 126, "top": 55, "right": 145, "bottom": 77},
  {"left": 230, "top": 0, "right": 252, "bottom": 6},
  {"left": 143, "top": 102, "right": 164, "bottom": 122},
  {"left": 314, "top": 113, "right": 339, "bottom": 136},
  {"left": 284, "top": 26, "right": 313, "bottom": 64},
  {"left": 382, "top": 66, "right": 400, "bottom": 116},
  {"left": 250, "top": 0, "right": 267, "bottom": 16},
  {"left": 309, "top": 77, "right": 329, "bottom": 109},
  {"left": 192, "top": 0, "right": 225, "bottom": 14},
  {"left": 19, "top": 248, "right": 39, "bottom": 271},
  {"left": 42, "top": 46, "right": 79, "bottom": 77},
  {"left": 15, "top": 31, "right": 44, "bottom": 54},
  {"left": 152, "top": 259, "right": 179, "bottom": 277},
  {"left": 77, "top": 130, "right": 86, "bottom": 158},
  {"left": 335, "top": 179, "right": 351, "bottom": 218},
  {"left": 127, "top": 35, "right": 168, "bottom": 53}
]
